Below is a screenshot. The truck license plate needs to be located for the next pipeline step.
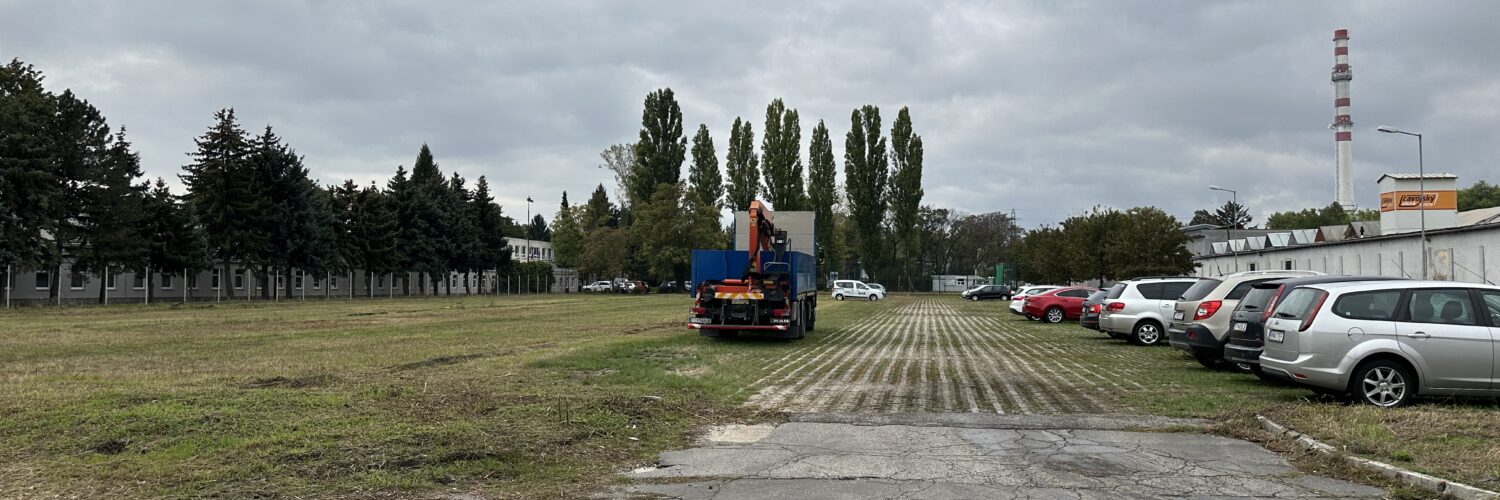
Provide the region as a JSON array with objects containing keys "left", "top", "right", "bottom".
[
  {"left": 1233, "top": 322, "right": 1247, "bottom": 332},
  {"left": 1267, "top": 330, "right": 1285, "bottom": 343},
  {"left": 1173, "top": 311, "right": 1184, "bottom": 320},
  {"left": 689, "top": 317, "right": 712, "bottom": 324},
  {"left": 732, "top": 299, "right": 749, "bottom": 305}
]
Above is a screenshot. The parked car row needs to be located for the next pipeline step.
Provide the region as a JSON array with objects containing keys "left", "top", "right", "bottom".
[
  {"left": 1071, "top": 271, "right": 1500, "bottom": 407},
  {"left": 582, "top": 280, "right": 694, "bottom": 294}
]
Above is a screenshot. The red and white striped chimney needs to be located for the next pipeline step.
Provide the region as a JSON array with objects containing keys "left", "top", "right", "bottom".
[{"left": 1332, "top": 29, "right": 1355, "bottom": 210}]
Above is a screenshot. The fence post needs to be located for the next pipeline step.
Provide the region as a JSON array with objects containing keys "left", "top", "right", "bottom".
[
  {"left": 104, "top": 265, "right": 109, "bottom": 306},
  {"left": 4, "top": 265, "right": 9, "bottom": 309},
  {"left": 145, "top": 265, "right": 151, "bottom": 306}
]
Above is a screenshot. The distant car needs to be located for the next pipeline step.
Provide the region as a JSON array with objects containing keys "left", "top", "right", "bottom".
[
  {"left": 584, "top": 281, "right": 614, "bottom": 293},
  {"left": 628, "top": 281, "right": 650, "bottom": 294},
  {"left": 659, "top": 281, "right": 680, "bottom": 294},
  {"left": 959, "top": 285, "right": 986, "bottom": 299},
  {"left": 1022, "top": 286, "right": 1099, "bottom": 323},
  {"left": 868, "top": 284, "right": 886, "bottom": 294},
  {"left": 1080, "top": 289, "right": 1109, "bottom": 330},
  {"left": 965, "top": 285, "right": 1012, "bottom": 301},
  {"left": 1008, "top": 286, "right": 1060, "bottom": 318},
  {"left": 831, "top": 279, "right": 884, "bottom": 301}
]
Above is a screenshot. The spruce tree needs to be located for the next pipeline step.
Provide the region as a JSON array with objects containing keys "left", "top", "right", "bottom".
[
  {"left": 329, "top": 181, "right": 361, "bottom": 287},
  {"left": 582, "top": 184, "right": 616, "bottom": 229},
  {"left": 888, "top": 107, "right": 925, "bottom": 290},
  {"left": 528, "top": 214, "right": 551, "bottom": 241},
  {"left": 631, "top": 88, "right": 686, "bottom": 205},
  {"left": 405, "top": 145, "right": 449, "bottom": 293},
  {"left": 760, "top": 99, "right": 807, "bottom": 210},
  {"left": 351, "top": 182, "right": 398, "bottom": 296},
  {"left": 142, "top": 178, "right": 211, "bottom": 301},
  {"left": 446, "top": 172, "right": 478, "bottom": 294},
  {"left": 470, "top": 176, "right": 510, "bottom": 291},
  {"left": 73, "top": 127, "right": 150, "bottom": 303},
  {"left": 687, "top": 124, "right": 723, "bottom": 211},
  {"left": 551, "top": 191, "right": 584, "bottom": 268},
  {"left": 806, "top": 119, "right": 840, "bottom": 281},
  {"left": 0, "top": 59, "right": 61, "bottom": 272},
  {"left": 723, "top": 118, "right": 759, "bottom": 210},
  {"left": 181, "top": 108, "right": 256, "bottom": 298},
  {"left": 844, "top": 105, "right": 888, "bottom": 280}
]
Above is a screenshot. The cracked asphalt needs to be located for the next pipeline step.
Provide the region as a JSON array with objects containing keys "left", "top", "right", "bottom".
[{"left": 603, "top": 299, "right": 1384, "bottom": 499}]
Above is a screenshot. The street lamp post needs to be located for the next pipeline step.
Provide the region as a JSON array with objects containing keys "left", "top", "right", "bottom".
[
  {"left": 1209, "top": 185, "right": 1239, "bottom": 272},
  {"left": 1377, "top": 126, "right": 1427, "bottom": 279},
  {"left": 525, "top": 196, "right": 533, "bottom": 266}
]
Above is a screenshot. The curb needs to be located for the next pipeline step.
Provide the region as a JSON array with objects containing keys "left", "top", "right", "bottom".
[{"left": 1257, "top": 415, "right": 1500, "bottom": 500}]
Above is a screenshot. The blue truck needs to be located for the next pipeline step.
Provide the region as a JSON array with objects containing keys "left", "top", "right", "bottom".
[{"left": 688, "top": 202, "right": 817, "bottom": 339}]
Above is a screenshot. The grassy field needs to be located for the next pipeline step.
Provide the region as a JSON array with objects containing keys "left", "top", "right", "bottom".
[{"left": 2, "top": 294, "right": 1496, "bottom": 498}]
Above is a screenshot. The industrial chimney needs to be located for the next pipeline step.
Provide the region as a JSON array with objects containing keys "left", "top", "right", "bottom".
[{"left": 1332, "top": 29, "right": 1355, "bottom": 210}]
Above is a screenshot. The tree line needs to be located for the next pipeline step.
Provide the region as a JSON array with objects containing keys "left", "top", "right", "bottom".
[
  {"left": 1, "top": 59, "right": 521, "bottom": 300},
  {"left": 1014, "top": 207, "right": 1194, "bottom": 286},
  {"left": 546, "top": 89, "right": 958, "bottom": 289}
]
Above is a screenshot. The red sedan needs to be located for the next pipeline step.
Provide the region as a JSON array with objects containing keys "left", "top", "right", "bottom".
[{"left": 1021, "top": 286, "right": 1099, "bottom": 323}]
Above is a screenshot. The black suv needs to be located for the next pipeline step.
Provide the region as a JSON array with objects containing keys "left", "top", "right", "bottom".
[{"left": 1223, "top": 275, "right": 1403, "bottom": 379}]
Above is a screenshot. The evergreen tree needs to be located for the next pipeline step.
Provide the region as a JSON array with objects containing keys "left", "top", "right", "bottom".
[
  {"left": 760, "top": 98, "right": 807, "bottom": 210},
  {"left": 551, "top": 191, "right": 584, "bottom": 268},
  {"left": 446, "top": 172, "right": 479, "bottom": 294},
  {"left": 687, "top": 124, "right": 723, "bottom": 211},
  {"left": 71, "top": 127, "right": 150, "bottom": 303},
  {"left": 405, "top": 144, "right": 450, "bottom": 293},
  {"left": 528, "top": 214, "right": 551, "bottom": 241},
  {"left": 844, "top": 105, "right": 888, "bottom": 279},
  {"left": 247, "top": 125, "right": 327, "bottom": 298},
  {"left": 888, "top": 107, "right": 925, "bottom": 290},
  {"left": 0, "top": 59, "right": 61, "bottom": 272},
  {"left": 723, "top": 117, "right": 759, "bottom": 210},
  {"left": 385, "top": 166, "right": 416, "bottom": 293},
  {"left": 806, "top": 119, "right": 840, "bottom": 282},
  {"left": 581, "top": 184, "right": 616, "bottom": 229},
  {"left": 180, "top": 108, "right": 256, "bottom": 298},
  {"left": 351, "top": 182, "right": 398, "bottom": 296},
  {"left": 631, "top": 88, "right": 686, "bottom": 206},
  {"left": 141, "top": 178, "right": 211, "bottom": 300},
  {"left": 470, "top": 176, "right": 510, "bottom": 291}
]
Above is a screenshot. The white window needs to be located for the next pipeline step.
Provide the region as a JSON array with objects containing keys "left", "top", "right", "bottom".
[
  {"left": 233, "top": 269, "right": 245, "bottom": 289},
  {"left": 330, "top": 276, "right": 339, "bottom": 289},
  {"left": 294, "top": 270, "right": 304, "bottom": 289},
  {"left": 105, "top": 273, "right": 117, "bottom": 290},
  {"left": 211, "top": 269, "right": 222, "bottom": 290},
  {"left": 1283, "top": 260, "right": 1294, "bottom": 271},
  {"left": 276, "top": 274, "right": 284, "bottom": 288},
  {"left": 35, "top": 271, "right": 50, "bottom": 290},
  {"left": 70, "top": 271, "right": 86, "bottom": 290},
  {"left": 312, "top": 274, "right": 322, "bottom": 289},
  {"left": 161, "top": 272, "right": 173, "bottom": 289},
  {"left": 133, "top": 273, "right": 145, "bottom": 289},
  {"left": 378, "top": 275, "right": 386, "bottom": 288}
]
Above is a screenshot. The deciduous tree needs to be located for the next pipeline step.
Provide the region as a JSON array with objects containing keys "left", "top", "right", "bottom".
[
  {"left": 844, "top": 105, "right": 888, "bottom": 279},
  {"left": 760, "top": 99, "right": 806, "bottom": 210},
  {"left": 723, "top": 117, "right": 759, "bottom": 210}
]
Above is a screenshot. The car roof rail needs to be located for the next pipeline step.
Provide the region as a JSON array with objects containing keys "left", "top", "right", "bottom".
[{"left": 1125, "top": 275, "right": 1196, "bottom": 281}]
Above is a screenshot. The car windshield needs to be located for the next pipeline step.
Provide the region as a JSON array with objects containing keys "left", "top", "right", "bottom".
[{"left": 1179, "top": 279, "right": 1222, "bottom": 301}]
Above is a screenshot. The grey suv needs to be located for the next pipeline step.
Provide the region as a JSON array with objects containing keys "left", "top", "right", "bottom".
[
  {"left": 1098, "top": 277, "right": 1200, "bottom": 346},
  {"left": 1260, "top": 281, "right": 1500, "bottom": 407},
  {"left": 1168, "top": 271, "right": 1321, "bottom": 369}
]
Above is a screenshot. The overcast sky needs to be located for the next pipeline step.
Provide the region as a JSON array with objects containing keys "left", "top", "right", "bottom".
[{"left": 4, "top": 1, "right": 1497, "bottom": 227}]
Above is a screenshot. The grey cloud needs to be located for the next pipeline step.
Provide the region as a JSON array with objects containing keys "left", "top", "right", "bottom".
[{"left": 3, "top": 0, "right": 1497, "bottom": 226}]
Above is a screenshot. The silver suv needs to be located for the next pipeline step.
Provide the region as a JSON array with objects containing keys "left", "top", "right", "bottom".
[
  {"left": 1168, "top": 270, "right": 1321, "bottom": 369},
  {"left": 1260, "top": 281, "right": 1500, "bottom": 407},
  {"left": 1098, "top": 277, "right": 1200, "bottom": 346}
]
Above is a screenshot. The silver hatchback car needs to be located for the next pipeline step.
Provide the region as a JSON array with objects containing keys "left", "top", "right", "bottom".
[{"left": 1259, "top": 281, "right": 1500, "bottom": 407}]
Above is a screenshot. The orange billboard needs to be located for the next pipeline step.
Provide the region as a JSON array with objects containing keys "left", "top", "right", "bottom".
[{"left": 1379, "top": 190, "right": 1457, "bottom": 212}]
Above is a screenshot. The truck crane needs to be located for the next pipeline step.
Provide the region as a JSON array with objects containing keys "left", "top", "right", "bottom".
[{"left": 688, "top": 200, "right": 817, "bottom": 339}]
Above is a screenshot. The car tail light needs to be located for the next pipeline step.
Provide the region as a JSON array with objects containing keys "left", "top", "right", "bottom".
[
  {"left": 1261, "top": 285, "right": 1286, "bottom": 323},
  {"left": 1106, "top": 302, "right": 1125, "bottom": 312},
  {"left": 1089, "top": 304, "right": 1101, "bottom": 313},
  {"left": 1299, "top": 291, "right": 1329, "bottom": 332},
  {"left": 1193, "top": 300, "right": 1222, "bottom": 321}
]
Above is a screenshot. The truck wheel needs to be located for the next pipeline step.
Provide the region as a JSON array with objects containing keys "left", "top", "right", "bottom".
[{"left": 806, "top": 304, "right": 816, "bottom": 331}]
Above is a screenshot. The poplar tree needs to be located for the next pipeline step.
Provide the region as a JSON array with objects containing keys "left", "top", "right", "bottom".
[
  {"left": 687, "top": 124, "right": 723, "bottom": 211},
  {"left": 844, "top": 105, "right": 888, "bottom": 279},
  {"left": 723, "top": 117, "right": 759, "bottom": 210},
  {"left": 888, "top": 107, "right": 925, "bottom": 289},
  {"left": 806, "top": 119, "right": 840, "bottom": 280},
  {"left": 760, "top": 98, "right": 806, "bottom": 210},
  {"left": 631, "top": 88, "right": 686, "bottom": 206}
]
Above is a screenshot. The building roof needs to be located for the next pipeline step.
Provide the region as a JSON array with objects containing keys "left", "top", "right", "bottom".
[
  {"left": 1376, "top": 173, "right": 1459, "bottom": 182},
  {"left": 1193, "top": 220, "right": 1500, "bottom": 260},
  {"left": 1316, "top": 225, "right": 1348, "bottom": 242},
  {"left": 1349, "top": 221, "right": 1381, "bottom": 238},
  {"left": 1458, "top": 206, "right": 1500, "bottom": 226}
]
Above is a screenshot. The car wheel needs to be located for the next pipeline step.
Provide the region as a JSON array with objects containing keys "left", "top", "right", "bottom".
[
  {"left": 867, "top": 295, "right": 877, "bottom": 301},
  {"left": 1044, "top": 307, "right": 1065, "bottom": 324},
  {"left": 1129, "top": 321, "right": 1163, "bottom": 346},
  {"left": 1351, "top": 359, "right": 1416, "bottom": 408},
  {"left": 834, "top": 294, "right": 844, "bottom": 301},
  {"left": 970, "top": 295, "right": 979, "bottom": 301}
]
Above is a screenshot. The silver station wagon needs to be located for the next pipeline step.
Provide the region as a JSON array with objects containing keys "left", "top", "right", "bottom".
[{"left": 1259, "top": 280, "right": 1500, "bottom": 407}]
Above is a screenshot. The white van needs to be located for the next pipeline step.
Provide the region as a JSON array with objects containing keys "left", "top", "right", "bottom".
[{"left": 831, "top": 280, "right": 885, "bottom": 301}]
